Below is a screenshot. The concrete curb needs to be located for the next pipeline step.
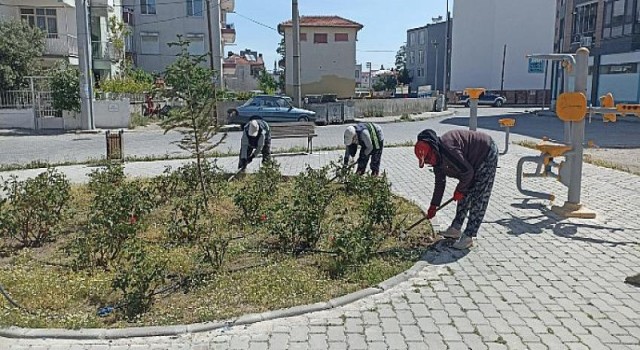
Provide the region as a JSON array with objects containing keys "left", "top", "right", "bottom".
[
  {"left": 354, "top": 110, "right": 455, "bottom": 124},
  {"left": 0, "top": 257, "right": 432, "bottom": 340}
]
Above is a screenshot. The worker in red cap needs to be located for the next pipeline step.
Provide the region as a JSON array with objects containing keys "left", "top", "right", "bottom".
[{"left": 414, "top": 129, "right": 498, "bottom": 249}]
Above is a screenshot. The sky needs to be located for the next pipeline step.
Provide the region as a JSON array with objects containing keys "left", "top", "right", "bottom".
[{"left": 227, "top": 0, "right": 450, "bottom": 71}]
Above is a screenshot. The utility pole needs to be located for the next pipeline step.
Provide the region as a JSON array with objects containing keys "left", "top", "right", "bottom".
[
  {"left": 292, "top": 0, "right": 302, "bottom": 107},
  {"left": 443, "top": 0, "right": 449, "bottom": 109},
  {"left": 500, "top": 44, "right": 507, "bottom": 95},
  {"left": 75, "top": 0, "right": 94, "bottom": 130},
  {"left": 432, "top": 40, "right": 439, "bottom": 94},
  {"left": 366, "top": 62, "right": 372, "bottom": 90},
  {"left": 205, "top": 0, "right": 215, "bottom": 74},
  {"left": 207, "top": 0, "right": 224, "bottom": 89}
]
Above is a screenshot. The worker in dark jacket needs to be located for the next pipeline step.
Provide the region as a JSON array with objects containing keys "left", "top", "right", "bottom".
[
  {"left": 414, "top": 129, "right": 498, "bottom": 249},
  {"left": 239, "top": 118, "right": 271, "bottom": 169},
  {"left": 343, "top": 122, "right": 384, "bottom": 175}
]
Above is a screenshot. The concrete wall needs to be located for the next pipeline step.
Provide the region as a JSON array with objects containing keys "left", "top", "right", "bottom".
[
  {"left": 225, "top": 64, "right": 260, "bottom": 92},
  {"left": 450, "top": 0, "right": 556, "bottom": 92},
  {"left": 283, "top": 26, "right": 359, "bottom": 98},
  {"left": 94, "top": 99, "right": 131, "bottom": 128},
  {"left": 0, "top": 109, "right": 35, "bottom": 129},
  {"left": 352, "top": 98, "right": 436, "bottom": 117}
]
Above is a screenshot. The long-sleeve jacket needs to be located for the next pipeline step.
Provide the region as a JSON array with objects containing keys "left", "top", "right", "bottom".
[
  {"left": 240, "top": 119, "right": 270, "bottom": 160},
  {"left": 418, "top": 129, "right": 493, "bottom": 206},
  {"left": 344, "top": 123, "right": 384, "bottom": 164}
]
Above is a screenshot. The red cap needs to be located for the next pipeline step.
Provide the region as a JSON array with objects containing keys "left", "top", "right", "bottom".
[{"left": 414, "top": 141, "right": 432, "bottom": 168}]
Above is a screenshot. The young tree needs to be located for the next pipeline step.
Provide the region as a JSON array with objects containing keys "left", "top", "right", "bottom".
[
  {"left": 257, "top": 69, "right": 278, "bottom": 94},
  {"left": 276, "top": 38, "right": 286, "bottom": 91},
  {"left": 50, "top": 62, "right": 80, "bottom": 113},
  {"left": 161, "top": 36, "right": 227, "bottom": 206},
  {"left": 395, "top": 45, "right": 412, "bottom": 86},
  {"left": 0, "top": 20, "right": 46, "bottom": 90}
]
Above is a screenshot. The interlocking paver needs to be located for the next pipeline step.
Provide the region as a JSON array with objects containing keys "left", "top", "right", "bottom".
[{"left": 2, "top": 132, "right": 640, "bottom": 350}]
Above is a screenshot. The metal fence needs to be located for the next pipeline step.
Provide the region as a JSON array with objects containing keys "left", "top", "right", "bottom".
[
  {"left": 34, "top": 91, "right": 57, "bottom": 118},
  {"left": 0, "top": 90, "right": 33, "bottom": 109}
]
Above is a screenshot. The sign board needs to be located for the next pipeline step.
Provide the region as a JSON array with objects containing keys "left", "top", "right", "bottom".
[{"left": 528, "top": 58, "right": 545, "bottom": 74}]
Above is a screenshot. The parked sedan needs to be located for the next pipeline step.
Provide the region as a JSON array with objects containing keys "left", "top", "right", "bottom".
[
  {"left": 458, "top": 92, "right": 507, "bottom": 107},
  {"left": 227, "top": 95, "right": 317, "bottom": 125}
]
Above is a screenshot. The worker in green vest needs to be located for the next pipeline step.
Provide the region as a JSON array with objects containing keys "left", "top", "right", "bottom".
[{"left": 343, "top": 122, "right": 384, "bottom": 176}]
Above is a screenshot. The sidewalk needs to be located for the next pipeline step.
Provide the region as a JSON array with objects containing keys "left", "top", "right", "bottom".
[{"left": 2, "top": 144, "right": 640, "bottom": 349}]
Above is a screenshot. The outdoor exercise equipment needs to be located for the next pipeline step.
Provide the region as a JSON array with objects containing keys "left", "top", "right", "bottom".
[
  {"left": 464, "top": 88, "right": 485, "bottom": 131},
  {"left": 517, "top": 47, "right": 638, "bottom": 219},
  {"left": 498, "top": 118, "right": 516, "bottom": 155}
]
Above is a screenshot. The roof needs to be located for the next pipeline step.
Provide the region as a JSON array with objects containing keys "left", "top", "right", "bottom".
[
  {"left": 224, "top": 53, "right": 265, "bottom": 67},
  {"left": 278, "top": 16, "right": 363, "bottom": 33}
]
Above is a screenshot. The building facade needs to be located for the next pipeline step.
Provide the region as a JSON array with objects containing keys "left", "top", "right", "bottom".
[
  {"left": 555, "top": 0, "right": 640, "bottom": 103},
  {"left": 406, "top": 20, "right": 449, "bottom": 95},
  {"left": 450, "top": 0, "right": 556, "bottom": 95},
  {"left": 123, "top": 0, "right": 235, "bottom": 75},
  {"left": 223, "top": 49, "right": 265, "bottom": 92},
  {"left": 278, "top": 16, "right": 363, "bottom": 99},
  {"left": 0, "top": 0, "right": 122, "bottom": 80}
]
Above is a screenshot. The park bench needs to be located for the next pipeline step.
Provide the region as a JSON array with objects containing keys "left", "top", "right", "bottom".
[{"left": 269, "top": 122, "right": 318, "bottom": 153}]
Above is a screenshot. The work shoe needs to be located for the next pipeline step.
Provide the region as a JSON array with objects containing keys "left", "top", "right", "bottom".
[
  {"left": 441, "top": 226, "right": 461, "bottom": 239},
  {"left": 452, "top": 235, "right": 473, "bottom": 250}
]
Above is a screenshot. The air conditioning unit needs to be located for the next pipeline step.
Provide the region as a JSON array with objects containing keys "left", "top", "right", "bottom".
[{"left": 580, "top": 36, "right": 593, "bottom": 47}]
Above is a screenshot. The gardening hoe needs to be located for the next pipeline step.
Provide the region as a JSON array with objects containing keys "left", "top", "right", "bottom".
[
  {"left": 400, "top": 197, "right": 455, "bottom": 236},
  {"left": 228, "top": 151, "right": 256, "bottom": 182}
]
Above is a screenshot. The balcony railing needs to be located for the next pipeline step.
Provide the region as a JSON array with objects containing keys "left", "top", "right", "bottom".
[
  {"left": 222, "top": 23, "right": 236, "bottom": 44},
  {"left": 92, "top": 41, "right": 121, "bottom": 61},
  {"left": 44, "top": 34, "right": 78, "bottom": 57}
]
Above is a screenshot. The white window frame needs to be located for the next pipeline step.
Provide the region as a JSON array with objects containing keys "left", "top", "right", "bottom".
[
  {"left": 187, "top": 0, "right": 203, "bottom": 16},
  {"left": 140, "top": 0, "right": 157, "bottom": 15},
  {"left": 140, "top": 32, "right": 160, "bottom": 54},
  {"left": 186, "top": 33, "right": 205, "bottom": 55},
  {"left": 20, "top": 8, "right": 58, "bottom": 38}
]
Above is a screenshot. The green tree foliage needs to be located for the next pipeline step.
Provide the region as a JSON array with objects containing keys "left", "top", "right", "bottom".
[
  {"left": 50, "top": 62, "right": 81, "bottom": 113},
  {"left": 372, "top": 74, "right": 398, "bottom": 92},
  {"left": 257, "top": 69, "right": 278, "bottom": 94},
  {"left": 161, "top": 36, "right": 226, "bottom": 206},
  {"left": 0, "top": 19, "right": 45, "bottom": 90},
  {"left": 276, "top": 38, "right": 286, "bottom": 91},
  {"left": 395, "top": 45, "right": 412, "bottom": 86}
]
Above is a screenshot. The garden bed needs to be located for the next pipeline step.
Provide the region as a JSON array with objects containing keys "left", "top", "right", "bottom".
[{"left": 0, "top": 161, "right": 434, "bottom": 328}]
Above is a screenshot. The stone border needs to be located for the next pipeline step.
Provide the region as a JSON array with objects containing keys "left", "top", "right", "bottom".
[{"left": 0, "top": 261, "right": 432, "bottom": 340}]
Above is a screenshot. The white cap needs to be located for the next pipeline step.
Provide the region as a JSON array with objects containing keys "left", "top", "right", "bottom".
[
  {"left": 248, "top": 120, "right": 259, "bottom": 137},
  {"left": 344, "top": 126, "right": 357, "bottom": 145}
]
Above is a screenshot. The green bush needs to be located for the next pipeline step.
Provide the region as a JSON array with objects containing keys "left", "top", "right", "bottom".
[
  {"left": 50, "top": 62, "right": 80, "bottom": 113},
  {"left": 327, "top": 210, "right": 384, "bottom": 275},
  {"left": 99, "top": 77, "right": 153, "bottom": 94},
  {"left": 233, "top": 160, "right": 281, "bottom": 225},
  {"left": 0, "top": 169, "right": 70, "bottom": 248},
  {"left": 70, "top": 165, "right": 155, "bottom": 269},
  {"left": 360, "top": 173, "right": 396, "bottom": 229},
  {"left": 112, "top": 240, "right": 167, "bottom": 320}
]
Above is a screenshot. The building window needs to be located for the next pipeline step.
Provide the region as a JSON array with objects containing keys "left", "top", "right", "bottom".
[
  {"left": 187, "top": 0, "right": 203, "bottom": 16},
  {"left": 410, "top": 32, "right": 416, "bottom": 46},
  {"left": 140, "top": 32, "right": 159, "bottom": 54},
  {"left": 603, "top": 0, "right": 633, "bottom": 38},
  {"left": 20, "top": 8, "right": 58, "bottom": 38},
  {"left": 601, "top": 63, "right": 638, "bottom": 74},
  {"left": 572, "top": 2, "right": 598, "bottom": 39},
  {"left": 335, "top": 33, "right": 349, "bottom": 42},
  {"left": 314, "top": 33, "right": 328, "bottom": 44},
  {"left": 186, "top": 34, "right": 205, "bottom": 55},
  {"left": 419, "top": 31, "right": 425, "bottom": 45},
  {"left": 300, "top": 33, "right": 307, "bottom": 41},
  {"left": 409, "top": 51, "right": 415, "bottom": 65},
  {"left": 418, "top": 50, "right": 424, "bottom": 64},
  {"left": 355, "top": 70, "right": 360, "bottom": 78},
  {"left": 140, "top": 0, "right": 156, "bottom": 15}
]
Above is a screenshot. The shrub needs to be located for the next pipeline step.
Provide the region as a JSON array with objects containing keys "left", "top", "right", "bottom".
[
  {"left": 0, "top": 169, "right": 70, "bottom": 248},
  {"left": 99, "top": 77, "right": 153, "bottom": 94},
  {"left": 327, "top": 210, "right": 384, "bottom": 275},
  {"left": 360, "top": 173, "right": 396, "bottom": 229},
  {"left": 112, "top": 240, "right": 167, "bottom": 320},
  {"left": 70, "top": 165, "right": 155, "bottom": 269},
  {"left": 50, "top": 62, "right": 80, "bottom": 113},
  {"left": 233, "top": 160, "right": 281, "bottom": 225}
]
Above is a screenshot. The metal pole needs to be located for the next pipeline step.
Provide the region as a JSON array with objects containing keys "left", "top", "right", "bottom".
[
  {"left": 500, "top": 44, "right": 507, "bottom": 94},
  {"left": 210, "top": 0, "right": 224, "bottom": 89},
  {"left": 567, "top": 47, "right": 589, "bottom": 205},
  {"left": 563, "top": 64, "right": 571, "bottom": 143},
  {"left": 443, "top": 0, "right": 449, "bottom": 110},
  {"left": 469, "top": 99, "right": 478, "bottom": 130},
  {"left": 542, "top": 60, "right": 549, "bottom": 111},
  {"left": 292, "top": 0, "right": 302, "bottom": 107},
  {"left": 432, "top": 41, "right": 438, "bottom": 94},
  {"left": 205, "top": 0, "right": 215, "bottom": 73},
  {"left": 75, "top": 0, "right": 94, "bottom": 130}
]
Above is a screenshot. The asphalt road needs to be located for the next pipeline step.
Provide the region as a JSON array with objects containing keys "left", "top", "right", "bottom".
[{"left": 1, "top": 107, "right": 639, "bottom": 168}]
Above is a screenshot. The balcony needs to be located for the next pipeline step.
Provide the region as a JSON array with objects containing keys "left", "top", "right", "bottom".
[
  {"left": 44, "top": 34, "right": 78, "bottom": 57},
  {"left": 222, "top": 24, "right": 236, "bottom": 44},
  {"left": 221, "top": 0, "right": 235, "bottom": 12},
  {"left": 92, "top": 41, "right": 121, "bottom": 62},
  {"left": 90, "top": 0, "right": 115, "bottom": 16}
]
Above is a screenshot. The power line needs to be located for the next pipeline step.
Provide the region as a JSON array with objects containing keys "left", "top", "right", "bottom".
[{"left": 230, "top": 11, "right": 279, "bottom": 33}]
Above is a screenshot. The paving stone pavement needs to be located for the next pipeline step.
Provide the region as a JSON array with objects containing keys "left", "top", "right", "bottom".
[{"left": 2, "top": 142, "right": 640, "bottom": 349}]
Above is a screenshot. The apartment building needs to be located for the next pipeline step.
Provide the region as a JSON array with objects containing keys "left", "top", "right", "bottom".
[
  {"left": 123, "top": 0, "right": 235, "bottom": 75},
  {"left": 406, "top": 20, "right": 450, "bottom": 94},
  {"left": 0, "top": 0, "right": 122, "bottom": 80},
  {"left": 555, "top": 0, "right": 640, "bottom": 103},
  {"left": 278, "top": 16, "right": 363, "bottom": 99},
  {"left": 223, "top": 49, "right": 266, "bottom": 92},
  {"left": 450, "top": 0, "right": 555, "bottom": 96}
]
